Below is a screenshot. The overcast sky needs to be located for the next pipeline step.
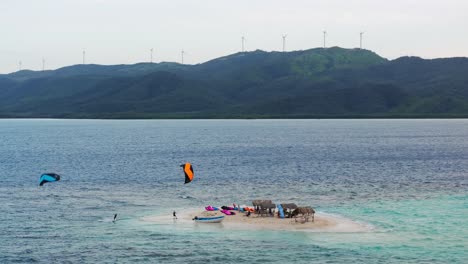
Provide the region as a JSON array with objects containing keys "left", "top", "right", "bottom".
[{"left": 1, "top": 0, "right": 467, "bottom": 73}]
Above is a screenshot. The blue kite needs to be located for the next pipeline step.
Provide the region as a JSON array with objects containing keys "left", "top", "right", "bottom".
[{"left": 39, "top": 173, "right": 61, "bottom": 186}]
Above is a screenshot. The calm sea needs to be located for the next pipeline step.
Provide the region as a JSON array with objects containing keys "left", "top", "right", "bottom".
[{"left": 0, "top": 119, "right": 466, "bottom": 263}]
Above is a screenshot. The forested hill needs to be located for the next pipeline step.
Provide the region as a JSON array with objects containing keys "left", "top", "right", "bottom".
[{"left": 1, "top": 47, "right": 467, "bottom": 118}]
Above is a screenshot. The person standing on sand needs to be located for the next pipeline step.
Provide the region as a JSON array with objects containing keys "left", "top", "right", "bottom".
[{"left": 173, "top": 211, "right": 177, "bottom": 219}]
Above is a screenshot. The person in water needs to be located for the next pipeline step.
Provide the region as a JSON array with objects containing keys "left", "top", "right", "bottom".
[
  {"left": 173, "top": 211, "right": 177, "bottom": 219},
  {"left": 112, "top": 214, "right": 117, "bottom": 223}
]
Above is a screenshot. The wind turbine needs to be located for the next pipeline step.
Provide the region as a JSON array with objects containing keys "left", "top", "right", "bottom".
[
  {"left": 181, "top": 50, "right": 185, "bottom": 64},
  {"left": 18, "top": 61, "right": 22, "bottom": 71},
  {"left": 323, "top": 30, "right": 327, "bottom": 48},
  {"left": 82, "top": 49, "right": 86, "bottom": 64},
  {"left": 360, "top": 32, "right": 365, "bottom": 49},
  {"left": 282, "top": 34, "right": 287, "bottom": 52},
  {"left": 42, "top": 58, "right": 45, "bottom": 71},
  {"left": 150, "top": 48, "right": 154, "bottom": 63},
  {"left": 241, "top": 36, "right": 245, "bottom": 52}
]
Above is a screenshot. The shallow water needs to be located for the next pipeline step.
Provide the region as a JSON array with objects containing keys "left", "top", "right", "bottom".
[{"left": 0, "top": 119, "right": 467, "bottom": 263}]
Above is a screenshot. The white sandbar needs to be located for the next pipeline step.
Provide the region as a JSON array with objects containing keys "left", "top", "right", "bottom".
[{"left": 141, "top": 210, "right": 371, "bottom": 232}]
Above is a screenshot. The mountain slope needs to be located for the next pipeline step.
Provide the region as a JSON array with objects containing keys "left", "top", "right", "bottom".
[{"left": 0, "top": 47, "right": 467, "bottom": 118}]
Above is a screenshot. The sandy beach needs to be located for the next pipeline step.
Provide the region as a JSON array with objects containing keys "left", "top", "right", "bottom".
[{"left": 141, "top": 209, "right": 371, "bottom": 232}]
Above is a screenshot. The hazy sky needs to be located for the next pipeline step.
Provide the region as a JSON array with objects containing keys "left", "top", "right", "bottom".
[{"left": 1, "top": 0, "right": 467, "bottom": 73}]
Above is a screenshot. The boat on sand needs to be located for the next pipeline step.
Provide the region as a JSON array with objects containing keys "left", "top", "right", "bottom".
[{"left": 193, "top": 215, "right": 225, "bottom": 223}]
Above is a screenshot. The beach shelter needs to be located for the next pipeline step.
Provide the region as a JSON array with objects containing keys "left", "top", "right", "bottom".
[
  {"left": 281, "top": 203, "right": 298, "bottom": 210},
  {"left": 261, "top": 201, "right": 276, "bottom": 209},
  {"left": 252, "top": 200, "right": 275, "bottom": 217},
  {"left": 291, "top": 206, "right": 316, "bottom": 222},
  {"left": 252, "top": 200, "right": 273, "bottom": 207},
  {"left": 281, "top": 203, "right": 298, "bottom": 218}
]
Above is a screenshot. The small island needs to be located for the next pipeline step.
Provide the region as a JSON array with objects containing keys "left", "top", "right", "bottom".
[{"left": 142, "top": 200, "right": 370, "bottom": 232}]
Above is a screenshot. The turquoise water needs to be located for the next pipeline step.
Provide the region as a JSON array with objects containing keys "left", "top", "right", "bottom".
[{"left": 0, "top": 119, "right": 466, "bottom": 263}]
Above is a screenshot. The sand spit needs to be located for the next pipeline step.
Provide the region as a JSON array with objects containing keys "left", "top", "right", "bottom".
[{"left": 141, "top": 210, "right": 371, "bottom": 232}]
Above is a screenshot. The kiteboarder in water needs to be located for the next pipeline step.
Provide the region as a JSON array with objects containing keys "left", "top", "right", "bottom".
[
  {"left": 173, "top": 211, "right": 177, "bottom": 220},
  {"left": 113, "top": 214, "right": 117, "bottom": 223}
]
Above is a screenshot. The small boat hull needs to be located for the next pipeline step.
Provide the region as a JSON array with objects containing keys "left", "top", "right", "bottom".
[{"left": 194, "top": 215, "right": 224, "bottom": 223}]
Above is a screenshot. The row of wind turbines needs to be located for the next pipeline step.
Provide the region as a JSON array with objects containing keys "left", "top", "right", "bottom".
[
  {"left": 277, "top": 31, "right": 365, "bottom": 52},
  {"left": 16, "top": 31, "right": 366, "bottom": 72},
  {"left": 149, "top": 31, "right": 366, "bottom": 64}
]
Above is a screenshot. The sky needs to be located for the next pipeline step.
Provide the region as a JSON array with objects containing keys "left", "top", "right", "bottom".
[{"left": 1, "top": 0, "right": 467, "bottom": 73}]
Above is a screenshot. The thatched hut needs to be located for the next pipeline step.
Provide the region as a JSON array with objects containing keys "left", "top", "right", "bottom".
[
  {"left": 291, "top": 206, "right": 315, "bottom": 222},
  {"left": 280, "top": 203, "right": 298, "bottom": 218},
  {"left": 252, "top": 200, "right": 272, "bottom": 207},
  {"left": 261, "top": 202, "right": 276, "bottom": 209},
  {"left": 252, "top": 200, "right": 275, "bottom": 217}
]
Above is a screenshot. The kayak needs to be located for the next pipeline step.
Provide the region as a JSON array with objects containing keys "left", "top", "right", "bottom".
[
  {"left": 221, "top": 209, "right": 236, "bottom": 215},
  {"left": 205, "top": 206, "right": 219, "bottom": 211}
]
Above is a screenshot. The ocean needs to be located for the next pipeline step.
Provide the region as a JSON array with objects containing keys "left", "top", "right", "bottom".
[{"left": 0, "top": 119, "right": 466, "bottom": 263}]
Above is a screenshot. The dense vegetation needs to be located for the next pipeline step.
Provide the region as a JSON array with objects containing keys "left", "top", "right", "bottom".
[{"left": 1, "top": 47, "right": 467, "bottom": 118}]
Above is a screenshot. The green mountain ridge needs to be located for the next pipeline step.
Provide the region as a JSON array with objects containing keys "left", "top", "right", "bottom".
[{"left": 1, "top": 47, "right": 467, "bottom": 118}]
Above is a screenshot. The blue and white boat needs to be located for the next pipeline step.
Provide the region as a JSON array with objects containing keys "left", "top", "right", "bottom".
[{"left": 193, "top": 215, "right": 225, "bottom": 223}]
